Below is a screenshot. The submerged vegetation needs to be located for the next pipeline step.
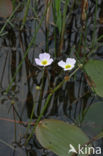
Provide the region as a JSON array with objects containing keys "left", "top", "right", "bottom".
[{"left": 0, "top": 0, "right": 103, "bottom": 156}]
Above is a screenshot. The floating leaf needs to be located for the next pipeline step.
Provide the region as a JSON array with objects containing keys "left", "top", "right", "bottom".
[
  {"left": 82, "top": 102, "right": 103, "bottom": 136},
  {"left": 85, "top": 59, "right": 103, "bottom": 97},
  {"left": 35, "top": 119, "right": 90, "bottom": 156},
  {"left": 0, "top": 0, "right": 13, "bottom": 18}
]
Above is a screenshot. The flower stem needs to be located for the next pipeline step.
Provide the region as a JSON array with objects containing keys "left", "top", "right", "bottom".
[
  {"left": 25, "top": 64, "right": 82, "bottom": 144},
  {"left": 38, "top": 68, "right": 45, "bottom": 113}
]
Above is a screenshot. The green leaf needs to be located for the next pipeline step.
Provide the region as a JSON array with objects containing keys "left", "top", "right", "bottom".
[
  {"left": 56, "top": 13, "right": 62, "bottom": 33},
  {"left": 54, "top": 0, "right": 62, "bottom": 33},
  {"left": 84, "top": 59, "right": 103, "bottom": 97},
  {"left": 0, "top": 0, "right": 13, "bottom": 18},
  {"left": 55, "top": 0, "right": 61, "bottom": 13},
  {"left": 35, "top": 119, "right": 90, "bottom": 156},
  {"left": 82, "top": 102, "right": 103, "bottom": 136}
]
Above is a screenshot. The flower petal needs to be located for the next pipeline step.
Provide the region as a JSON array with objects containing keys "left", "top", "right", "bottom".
[
  {"left": 39, "top": 52, "right": 50, "bottom": 61},
  {"left": 35, "top": 58, "right": 43, "bottom": 66},
  {"left": 66, "top": 58, "right": 76, "bottom": 65},
  {"left": 58, "top": 60, "right": 66, "bottom": 68},
  {"left": 47, "top": 58, "right": 53, "bottom": 65}
]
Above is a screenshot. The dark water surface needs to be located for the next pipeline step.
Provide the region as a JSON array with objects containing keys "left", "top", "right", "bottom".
[{"left": 0, "top": 0, "right": 103, "bottom": 156}]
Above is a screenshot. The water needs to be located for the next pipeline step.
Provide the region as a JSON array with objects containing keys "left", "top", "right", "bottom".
[{"left": 0, "top": 0, "right": 103, "bottom": 155}]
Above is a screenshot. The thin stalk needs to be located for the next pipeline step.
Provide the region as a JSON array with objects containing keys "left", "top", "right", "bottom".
[
  {"left": 52, "top": 2, "right": 57, "bottom": 57},
  {"left": 86, "top": 0, "right": 98, "bottom": 58},
  {"left": 45, "top": 28, "right": 49, "bottom": 52},
  {"left": 6, "top": 2, "right": 51, "bottom": 93},
  {"left": 20, "top": 0, "right": 31, "bottom": 30},
  {"left": 0, "top": 3, "right": 21, "bottom": 36},
  {"left": 45, "top": 0, "right": 51, "bottom": 52},
  {"left": 12, "top": 104, "right": 17, "bottom": 141},
  {"left": 25, "top": 93, "right": 52, "bottom": 144},
  {"left": 82, "top": 17, "right": 89, "bottom": 61},
  {"left": 38, "top": 68, "right": 45, "bottom": 113},
  {"left": 92, "top": 0, "right": 98, "bottom": 48},
  {"left": 8, "top": 21, "right": 15, "bottom": 28},
  {"left": 8, "top": 101, "right": 22, "bottom": 121},
  {"left": 0, "top": 139, "right": 15, "bottom": 150},
  {"left": 25, "top": 64, "right": 82, "bottom": 144},
  {"left": 58, "top": 0, "right": 68, "bottom": 55},
  {"left": 25, "top": 88, "right": 39, "bottom": 135},
  {"left": 12, "top": 0, "right": 16, "bottom": 9},
  {"left": 97, "top": 34, "right": 103, "bottom": 42},
  {"left": 75, "top": 31, "right": 83, "bottom": 63},
  {"left": 0, "top": 117, "right": 33, "bottom": 125}
]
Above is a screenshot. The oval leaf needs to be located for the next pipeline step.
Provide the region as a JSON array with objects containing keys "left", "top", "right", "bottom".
[
  {"left": 82, "top": 102, "right": 103, "bottom": 136},
  {"left": 0, "top": 0, "right": 13, "bottom": 18},
  {"left": 35, "top": 119, "right": 90, "bottom": 156},
  {"left": 85, "top": 59, "right": 103, "bottom": 97}
]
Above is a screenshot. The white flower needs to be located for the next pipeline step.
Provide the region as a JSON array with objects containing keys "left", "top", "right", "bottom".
[
  {"left": 58, "top": 58, "right": 76, "bottom": 71},
  {"left": 35, "top": 52, "right": 53, "bottom": 67}
]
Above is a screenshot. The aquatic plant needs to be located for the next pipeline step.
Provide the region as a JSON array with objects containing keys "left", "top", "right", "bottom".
[
  {"left": 35, "top": 52, "right": 53, "bottom": 67},
  {"left": 58, "top": 58, "right": 76, "bottom": 71},
  {"left": 0, "top": 0, "right": 103, "bottom": 156}
]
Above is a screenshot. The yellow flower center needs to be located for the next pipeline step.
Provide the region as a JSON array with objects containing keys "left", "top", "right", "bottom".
[
  {"left": 41, "top": 60, "right": 48, "bottom": 65},
  {"left": 65, "top": 64, "right": 71, "bottom": 69}
]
